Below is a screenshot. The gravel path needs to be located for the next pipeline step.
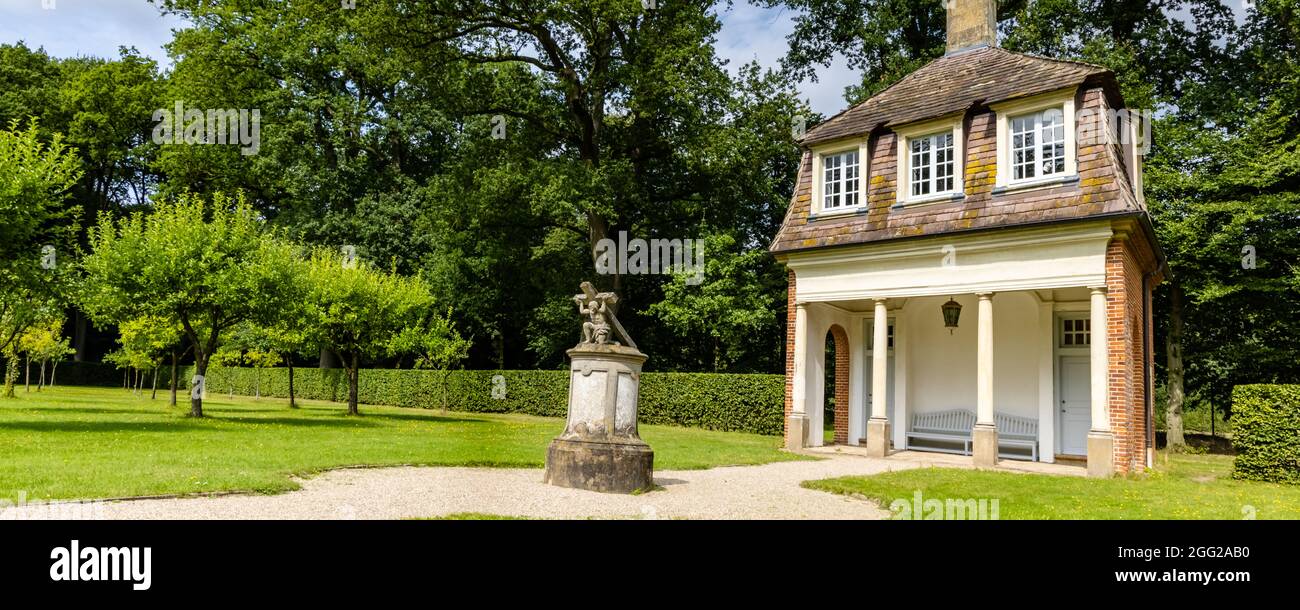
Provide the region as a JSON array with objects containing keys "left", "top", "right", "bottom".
[{"left": 73, "top": 452, "right": 924, "bottom": 520}]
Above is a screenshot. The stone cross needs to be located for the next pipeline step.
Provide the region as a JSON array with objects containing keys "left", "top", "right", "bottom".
[{"left": 574, "top": 281, "right": 637, "bottom": 350}]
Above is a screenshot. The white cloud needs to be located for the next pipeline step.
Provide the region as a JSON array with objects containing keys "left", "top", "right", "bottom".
[
  {"left": 715, "top": 2, "right": 859, "bottom": 117},
  {"left": 0, "top": 0, "right": 185, "bottom": 66}
]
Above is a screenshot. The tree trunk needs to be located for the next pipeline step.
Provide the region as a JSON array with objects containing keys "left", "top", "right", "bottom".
[
  {"left": 288, "top": 360, "right": 297, "bottom": 409},
  {"left": 347, "top": 352, "right": 360, "bottom": 416},
  {"left": 1165, "top": 284, "right": 1187, "bottom": 449},
  {"left": 151, "top": 367, "right": 158, "bottom": 400},
  {"left": 38, "top": 360, "right": 45, "bottom": 391},
  {"left": 320, "top": 348, "right": 341, "bottom": 368},
  {"left": 123, "top": 369, "right": 128, "bottom": 390},
  {"left": 73, "top": 310, "right": 88, "bottom": 362},
  {"left": 24, "top": 355, "right": 30, "bottom": 392},
  {"left": 190, "top": 354, "right": 207, "bottom": 417},
  {"left": 169, "top": 350, "right": 178, "bottom": 407},
  {"left": 3, "top": 356, "right": 17, "bottom": 398},
  {"left": 50, "top": 359, "right": 58, "bottom": 387}
]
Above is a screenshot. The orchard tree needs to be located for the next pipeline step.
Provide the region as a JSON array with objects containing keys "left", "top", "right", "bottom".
[
  {"left": 389, "top": 307, "right": 472, "bottom": 412},
  {"left": 18, "top": 315, "right": 73, "bottom": 391},
  {"left": 0, "top": 122, "right": 81, "bottom": 358},
  {"left": 80, "top": 193, "right": 301, "bottom": 417},
  {"left": 112, "top": 315, "right": 182, "bottom": 400},
  {"left": 306, "top": 248, "right": 437, "bottom": 416}
]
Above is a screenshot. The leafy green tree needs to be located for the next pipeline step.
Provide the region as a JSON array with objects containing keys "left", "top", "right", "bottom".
[
  {"left": 0, "top": 121, "right": 81, "bottom": 388},
  {"left": 305, "top": 248, "right": 437, "bottom": 415},
  {"left": 109, "top": 315, "right": 182, "bottom": 400},
  {"left": 79, "top": 193, "right": 300, "bottom": 417},
  {"left": 389, "top": 308, "right": 472, "bottom": 411},
  {"left": 17, "top": 315, "right": 73, "bottom": 391},
  {"left": 649, "top": 232, "right": 780, "bottom": 372},
  {"left": 151, "top": 1, "right": 807, "bottom": 372}
]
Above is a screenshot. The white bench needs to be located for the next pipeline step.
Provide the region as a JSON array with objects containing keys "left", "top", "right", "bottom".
[
  {"left": 905, "top": 409, "right": 975, "bottom": 456},
  {"left": 905, "top": 409, "right": 1039, "bottom": 461},
  {"left": 994, "top": 412, "right": 1039, "bottom": 461}
]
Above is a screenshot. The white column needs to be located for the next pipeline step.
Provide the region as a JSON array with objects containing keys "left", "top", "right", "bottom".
[
  {"left": 1089, "top": 287, "right": 1110, "bottom": 432},
  {"left": 870, "top": 299, "right": 889, "bottom": 421},
  {"left": 976, "top": 293, "right": 995, "bottom": 425},
  {"left": 792, "top": 302, "right": 809, "bottom": 417},
  {"left": 847, "top": 315, "right": 867, "bottom": 445},
  {"left": 1037, "top": 299, "right": 1056, "bottom": 462},
  {"left": 892, "top": 308, "right": 909, "bottom": 449}
]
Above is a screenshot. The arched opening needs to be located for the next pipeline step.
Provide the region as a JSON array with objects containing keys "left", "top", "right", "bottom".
[{"left": 824, "top": 325, "right": 850, "bottom": 445}]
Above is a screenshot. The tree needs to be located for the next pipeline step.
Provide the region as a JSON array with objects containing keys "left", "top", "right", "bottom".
[
  {"left": 648, "top": 232, "right": 780, "bottom": 372},
  {"left": 306, "top": 248, "right": 438, "bottom": 415},
  {"left": 150, "top": 1, "right": 807, "bottom": 372},
  {"left": 17, "top": 315, "right": 73, "bottom": 391},
  {"left": 111, "top": 315, "right": 182, "bottom": 400},
  {"left": 79, "top": 193, "right": 301, "bottom": 417},
  {"left": 389, "top": 308, "right": 472, "bottom": 411},
  {"left": 0, "top": 121, "right": 81, "bottom": 356}
]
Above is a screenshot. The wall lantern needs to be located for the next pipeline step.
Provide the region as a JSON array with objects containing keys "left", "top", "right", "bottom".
[{"left": 941, "top": 297, "right": 962, "bottom": 334}]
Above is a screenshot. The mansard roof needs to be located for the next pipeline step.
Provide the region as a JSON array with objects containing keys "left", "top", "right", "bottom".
[{"left": 800, "top": 46, "right": 1113, "bottom": 147}]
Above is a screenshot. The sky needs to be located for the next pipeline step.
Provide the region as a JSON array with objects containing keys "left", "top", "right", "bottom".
[{"left": 0, "top": 0, "right": 858, "bottom": 116}]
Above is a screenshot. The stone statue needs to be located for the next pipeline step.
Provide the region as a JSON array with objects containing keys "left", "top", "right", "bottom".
[
  {"left": 544, "top": 281, "right": 653, "bottom": 493},
  {"left": 572, "top": 281, "right": 637, "bottom": 349}
]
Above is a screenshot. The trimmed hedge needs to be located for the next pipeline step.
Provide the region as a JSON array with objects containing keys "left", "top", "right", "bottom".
[
  {"left": 1232, "top": 384, "right": 1300, "bottom": 484},
  {"left": 186, "top": 366, "right": 785, "bottom": 436},
  {"left": 0, "top": 360, "right": 126, "bottom": 388}
]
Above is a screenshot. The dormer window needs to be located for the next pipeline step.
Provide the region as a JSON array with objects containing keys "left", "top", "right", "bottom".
[
  {"left": 894, "top": 115, "right": 965, "bottom": 207},
  {"left": 910, "top": 131, "right": 955, "bottom": 197},
  {"left": 822, "top": 150, "right": 860, "bottom": 210},
  {"left": 1010, "top": 107, "right": 1066, "bottom": 180},
  {"left": 992, "top": 90, "right": 1078, "bottom": 191},
  {"left": 810, "top": 141, "right": 869, "bottom": 216}
]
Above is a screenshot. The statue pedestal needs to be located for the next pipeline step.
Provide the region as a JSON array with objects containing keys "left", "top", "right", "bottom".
[{"left": 544, "top": 344, "right": 654, "bottom": 493}]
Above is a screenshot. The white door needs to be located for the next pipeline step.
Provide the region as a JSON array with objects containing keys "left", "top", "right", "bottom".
[{"left": 1058, "top": 356, "right": 1090, "bottom": 455}]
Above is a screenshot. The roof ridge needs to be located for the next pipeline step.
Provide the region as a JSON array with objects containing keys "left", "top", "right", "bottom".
[
  {"left": 987, "top": 46, "right": 1109, "bottom": 73},
  {"left": 801, "top": 48, "right": 979, "bottom": 142}
]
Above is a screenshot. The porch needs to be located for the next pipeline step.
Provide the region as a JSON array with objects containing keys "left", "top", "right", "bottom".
[{"left": 782, "top": 223, "right": 1128, "bottom": 477}]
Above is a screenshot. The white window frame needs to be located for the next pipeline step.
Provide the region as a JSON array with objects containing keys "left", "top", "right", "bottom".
[
  {"left": 992, "top": 89, "right": 1078, "bottom": 191},
  {"left": 809, "top": 139, "right": 870, "bottom": 217},
  {"left": 894, "top": 114, "right": 965, "bottom": 207}
]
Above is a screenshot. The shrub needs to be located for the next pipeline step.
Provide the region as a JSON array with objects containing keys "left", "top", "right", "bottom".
[
  {"left": 1232, "top": 384, "right": 1300, "bottom": 484},
  {"left": 186, "top": 366, "right": 784, "bottom": 435}
]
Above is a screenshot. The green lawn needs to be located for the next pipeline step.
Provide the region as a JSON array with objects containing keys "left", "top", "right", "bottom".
[
  {"left": 0, "top": 385, "right": 805, "bottom": 502},
  {"left": 805, "top": 452, "right": 1300, "bottom": 519}
]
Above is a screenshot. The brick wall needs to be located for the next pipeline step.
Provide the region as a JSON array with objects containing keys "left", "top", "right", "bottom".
[
  {"left": 829, "top": 324, "right": 850, "bottom": 444},
  {"left": 784, "top": 269, "right": 796, "bottom": 446},
  {"left": 1105, "top": 231, "right": 1158, "bottom": 473}
]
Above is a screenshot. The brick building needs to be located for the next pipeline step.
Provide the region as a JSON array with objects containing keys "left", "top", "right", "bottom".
[{"left": 770, "top": 0, "right": 1165, "bottom": 476}]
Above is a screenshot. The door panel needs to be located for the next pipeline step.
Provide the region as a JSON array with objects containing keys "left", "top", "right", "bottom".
[{"left": 1059, "top": 356, "right": 1090, "bottom": 455}]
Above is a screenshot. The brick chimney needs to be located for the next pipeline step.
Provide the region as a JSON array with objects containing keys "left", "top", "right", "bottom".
[{"left": 946, "top": 0, "right": 998, "bottom": 54}]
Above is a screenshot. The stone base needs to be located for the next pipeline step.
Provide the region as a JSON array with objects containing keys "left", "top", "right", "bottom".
[
  {"left": 1087, "top": 431, "right": 1115, "bottom": 478},
  {"left": 865, "top": 417, "right": 891, "bottom": 457},
  {"left": 544, "top": 438, "right": 654, "bottom": 494},
  {"left": 786, "top": 414, "right": 808, "bottom": 450},
  {"left": 972, "top": 423, "right": 999, "bottom": 468}
]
